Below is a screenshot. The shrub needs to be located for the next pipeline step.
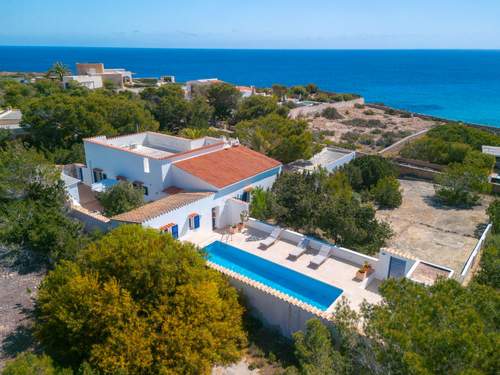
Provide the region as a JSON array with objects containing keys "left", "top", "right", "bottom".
[
  {"left": 427, "top": 123, "right": 500, "bottom": 150},
  {"left": 354, "top": 103, "right": 365, "bottom": 109},
  {"left": 372, "top": 176, "right": 402, "bottom": 209},
  {"left": 434, "top": 163, "right": 491, "bottom": 207},
  {"left": 487, "top": 200, "right": 500, "bottom": 233},
  {"left": 35, "top": 225, "right": 246, "bottom": 373},
  {"left": 321, "top": 107, "right": 343, "bottom": 120},
  {"left": 344, "top": 155, "right": 397, "bottom": 191},
  {"left": 363, "top": 109, "right": 375, "bottom": 116},
  {"left": 384, "top": 108, "right": 397, "bottom": 115},
  {"left": 474, "top": 234, "right": 500, "bottom": 289},
  {"left": 358, "top": 134, "right": 375, "bottom": 146},
  {"left": 98, "top": 181, "right": 144, "bottom": 217},
  {"left": 250, "top": 187, "right": 274, "bottom": 220},
  {"left": 341, "top": 131, "right": 360, "bottom": 144},
  {"left": 2, "top": 353, "right": 72, "bottom": 375}
]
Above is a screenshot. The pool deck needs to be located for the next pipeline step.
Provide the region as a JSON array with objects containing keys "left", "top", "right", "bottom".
[{"left": 184, "top": 228, "right": 382, "bottom": 311}]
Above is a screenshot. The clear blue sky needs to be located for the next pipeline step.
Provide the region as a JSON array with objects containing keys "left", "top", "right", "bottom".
[{"left": 1, "top": 0, "right": 499, "bottom": 49}]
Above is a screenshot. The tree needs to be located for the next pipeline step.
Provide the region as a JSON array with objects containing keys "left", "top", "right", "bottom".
[
  {"left": 97, "top": 181, "right": 144, "bottom": 216},
  {"left": 47, "top": 62, "right": 71, "bottom": 81},
  {"left": 305, "top": 83, "right": 319, "bottom": 94},
  {"left": 0, "top": 143, "right": 88, "bottom": 262},
  {"left": 2, "top": 353, "right": 72, "bottom": 375},
  {"left": 344, "top": 155, "right": 396, "bottom": 191},
  {"left": 321, "top": 107, "right": 343, "bottom": 120},
  {"left": 35, "top": 225, "right": 246, "bottom": 373},
  {"left": 362, "top": 278, "right": 500, "bottom": 374},
  {"left": 434, "top": 162, "right": 490, "bottom": 207},
  {"left": 371, "top": 176, "right": 402, "bottom": 209},
  {"left": 22, "top": 91, "right": 158, "bottom": 152},
  {"left": 206, "top": 83, "right": 241, "bottom": 121},
  {"left": 235, "top": 114, "right": 313, "bottom": 163},
  {"left": 271, "top": 84, "right": 288, "bottom": 101},
  {"left": 141, "top": 85, "right": 191, "bottom": 131},
  {"left": 293, "top": 319, "right": 347, "bottom": 375},
  {"left": 487, "top": 199, "right": 500, "bottom": 233},
  {"left": 0, "top": 80, "right": 36, "bottom": 108},
  {"left": 427, "top": 123, "right": 500, "bottom": 150},
  {"left": 289, "top": 86, "right": 308, "bottom": 99},
  {"left": 188, "top": 96, "right": 214, "bottom": 128},
  {"left": 233, "top": 95, "right": 285, "bottom": 123},
  {"left": 474, "top": 234, "right": 500, "bottom": 289},
  {"left": 249, "top": 187, "right": 274, "bottom": 221}
]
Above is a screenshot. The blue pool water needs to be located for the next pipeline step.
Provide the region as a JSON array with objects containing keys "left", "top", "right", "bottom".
[
  {"left": 1, "top": 47, "right": 500, "bottom": 126},
  {"left": 204, "top": 240, "right": 343, "bottom": 310}
]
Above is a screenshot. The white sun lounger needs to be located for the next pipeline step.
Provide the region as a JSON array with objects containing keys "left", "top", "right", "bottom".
[
  {"left": 259, "top": 227, "right": 282, "bottom": 248},
  {"left": 310, "top": 244, "right": 332, "bottom": 267},
  {"left": 289, "top": 237, "right": 310, "bottom": 259}
]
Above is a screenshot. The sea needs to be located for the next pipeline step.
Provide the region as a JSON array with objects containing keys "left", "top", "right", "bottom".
[{"left": 1, "top": 46, "right": 500, "bottom": 127}]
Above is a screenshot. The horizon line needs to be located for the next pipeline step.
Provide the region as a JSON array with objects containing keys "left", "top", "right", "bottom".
[{"left": 1, "top": 44, "right": 500, "bottom": 52}]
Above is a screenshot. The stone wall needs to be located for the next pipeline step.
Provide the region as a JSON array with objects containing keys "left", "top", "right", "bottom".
[{"left": 288, "top": 98, "right": 365, "bottom": 119}]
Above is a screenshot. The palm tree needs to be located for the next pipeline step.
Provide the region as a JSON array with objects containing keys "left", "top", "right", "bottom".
[{"left": 47, "top": 62, "right": 70, "bottom": 81}]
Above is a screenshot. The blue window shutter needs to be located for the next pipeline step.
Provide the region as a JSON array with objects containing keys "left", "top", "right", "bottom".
[
  {"left": 194, "top": 215, "right": 200, "bottom": 229},
  {"left": 171, "top": 225, "right": 179, "bottom": 239}
]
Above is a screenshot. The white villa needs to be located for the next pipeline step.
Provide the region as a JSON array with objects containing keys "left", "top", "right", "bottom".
[
  {"left": 63, "top": 63, "right": 133, "bottom": 89},
  {"left": 67, "top": 131, "right": 281, "bottom": 239},
  {"left": 63, "top": 131, "right": 457, "bottom": 336}
]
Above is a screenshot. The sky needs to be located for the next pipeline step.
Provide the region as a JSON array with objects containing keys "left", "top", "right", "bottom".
[{"left": 1, "top": 0, "right": 499, "bottom": 49}]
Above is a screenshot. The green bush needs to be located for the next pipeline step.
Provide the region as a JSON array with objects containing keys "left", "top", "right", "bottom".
[
  {"left": 434, "top": 163, "right": 490, "bottom": 207},
  {"left": 344, "top": 155, "right": 397, "bottom": 191},
  {"left": 427, "top": 123, "right": 500, "bottom": 150},
  {"left": 2, "top": 353, "right": 72, "bottom": 375},
  {"left": 363, "top": 109, "right": 375, "bottom": 116},
  {"left": 98, "top": 181, "right": 144, "bottom": 217},
  {"left": 372, "top": 176, "right": 402, "bottom": 209},
  {"left": 487, "top": 200, "right": 500, "bottom": 233},
  {"left": 474, "top": 234, "right": 500, "bottom": 289},
  {"left": 321, "top": 107, "right": 343, "bottom": 120}
]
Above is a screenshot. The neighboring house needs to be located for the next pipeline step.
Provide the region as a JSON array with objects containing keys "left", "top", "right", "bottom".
[
  {"left": 236, "top": 85, "right": 255, "bottom": 98},
  {"left": 285, "top": 147, "right": 356, "bottom": 173},
  {"left": 481, "top": 145, "right": 500, "bottom": 183},
  {"left": 184, "top": 78, "right": 223, "bottom": 99},
  {"left": 62, "top": 75, "right": 103, "bottom": 89},
  {"left": 66, "top": 132, "right": 282, "bottom": 239},
  {"left": 0, "top": 109, "right": 24, "bottom": 135},
  {"left": 67, "top": 63, "right": 133, "bottom": 88}
]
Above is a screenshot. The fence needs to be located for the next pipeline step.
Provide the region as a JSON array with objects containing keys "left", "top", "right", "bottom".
[{"left": 459, "top": 223, "right": 492, "bottom": 284}]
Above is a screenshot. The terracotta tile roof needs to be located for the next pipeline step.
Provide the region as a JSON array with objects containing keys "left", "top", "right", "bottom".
[
  {"left": 111, "top": 192, "right": 213, "bottom": 223},
  {"left": 173, "top": 146, "right": 281, "bottom": 188},
  {"left": 163, "top": 186, "right": 184, "bottom": 195}
]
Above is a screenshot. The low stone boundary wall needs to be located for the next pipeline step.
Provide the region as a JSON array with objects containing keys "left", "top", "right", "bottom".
[
  {"left": 378, "top": 129, "right": 430, "bottom": 156},
  {"left": 69, "top": 205, "right": 111, "bottom": 233},
  {"left": 289, "top": 98, "right": 365, "bottom": 119}
]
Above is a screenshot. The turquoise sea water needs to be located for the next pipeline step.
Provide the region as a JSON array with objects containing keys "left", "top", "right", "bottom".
[
  {"left": 1, "top": 47, "right": 499, "bottom": 126},
  {"left": 204, "top": 240, "right": 343, "bottom": 310}
]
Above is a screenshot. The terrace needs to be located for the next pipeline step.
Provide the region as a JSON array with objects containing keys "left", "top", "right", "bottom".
[{"left": 185, "top": 223, "right": 382, "bottom": 312}]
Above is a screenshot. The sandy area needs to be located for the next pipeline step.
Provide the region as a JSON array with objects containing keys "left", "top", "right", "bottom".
[
  {"left": 309, "top": 105, "right": 440, "bottom": 152},
  {"left": 376, "top": 179, "right": 491, "bottom": 276}
]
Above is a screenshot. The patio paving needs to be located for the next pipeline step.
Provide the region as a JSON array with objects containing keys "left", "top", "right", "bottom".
[{"left": 185, "top": 228, "right": 382, "bottom": 311}]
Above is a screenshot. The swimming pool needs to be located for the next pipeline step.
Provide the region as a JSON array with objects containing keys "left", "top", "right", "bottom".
[{"left": 204, "top": 241, "right": 343, "bottom": 311}]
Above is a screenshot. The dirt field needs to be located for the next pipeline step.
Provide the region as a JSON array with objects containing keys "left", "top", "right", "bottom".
[
  {"left": 376, "top": 179, "right": 491, "bottom": 276},
  {"left": 309, "top": 104, "right": 441, "bottom": 152},
  {"left": 0, "top": 247, "right": 45, "bottom": 370}
]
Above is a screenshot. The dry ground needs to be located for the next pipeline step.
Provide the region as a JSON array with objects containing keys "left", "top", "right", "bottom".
[
  {"left": 309, "top": 105, "right": 440, "bottom": 152},
  {"left": 0, "top": 247, "right": 45, "bottom": 370},
  {"left": 376, "top": 179, "right": 491, "bottom": 276}
]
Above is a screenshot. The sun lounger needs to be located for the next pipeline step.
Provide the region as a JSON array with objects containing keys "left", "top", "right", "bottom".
[
  {"left": 289, "top": 237, "right": 310, "bottom": 259},
  {"left": 310, "top": 244, "right": 332, "bottom": 267},
  {"left": 259, "top": 227, "right": 282, "bottom": 248}
]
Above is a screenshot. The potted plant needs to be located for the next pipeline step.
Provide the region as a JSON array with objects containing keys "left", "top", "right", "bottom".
[
  {"left": 239, "top": 210, "right": 249, "bottom": 231},
  {"left": 363, "top": 261, "right": 374, "bottom": 275},
  {"left": 355, "top": 267, "right": 366, "bottom": 281}
]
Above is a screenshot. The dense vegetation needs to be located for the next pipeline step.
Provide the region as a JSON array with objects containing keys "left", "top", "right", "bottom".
[
  {"left": 35, "top": 225, "right": 246, "bottom": 374},
  {"left": 250, "top": 161, "right": 394, "bottom": 254},
  {"left": 97, "top": 181, "right": 144, "bottom": 216},
  {"left": 400, "top": 123, "right": 496, "bottom": 207},
  {"left": 0, "top": 142, "right": 89, "bottom": 262}
]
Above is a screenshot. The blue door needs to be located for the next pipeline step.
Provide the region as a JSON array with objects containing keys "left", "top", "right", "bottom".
[
  {"left": 194, "top": 215, "right": 200, "bottom": 229},
  {"left": 171, "top": 225, "right": 179, "bottom": 239},
  {"left": 388, "top": 257, "right": 407, "bottom": 279}
]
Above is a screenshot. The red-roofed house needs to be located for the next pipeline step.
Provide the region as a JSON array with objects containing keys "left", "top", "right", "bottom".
[{"left": 65, "top": 132, "right": 282, "bottom": 239}]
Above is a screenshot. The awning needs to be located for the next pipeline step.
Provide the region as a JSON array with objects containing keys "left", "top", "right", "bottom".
[{"left": 159, "top": 223, "right": 175, "bottom": 231}]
